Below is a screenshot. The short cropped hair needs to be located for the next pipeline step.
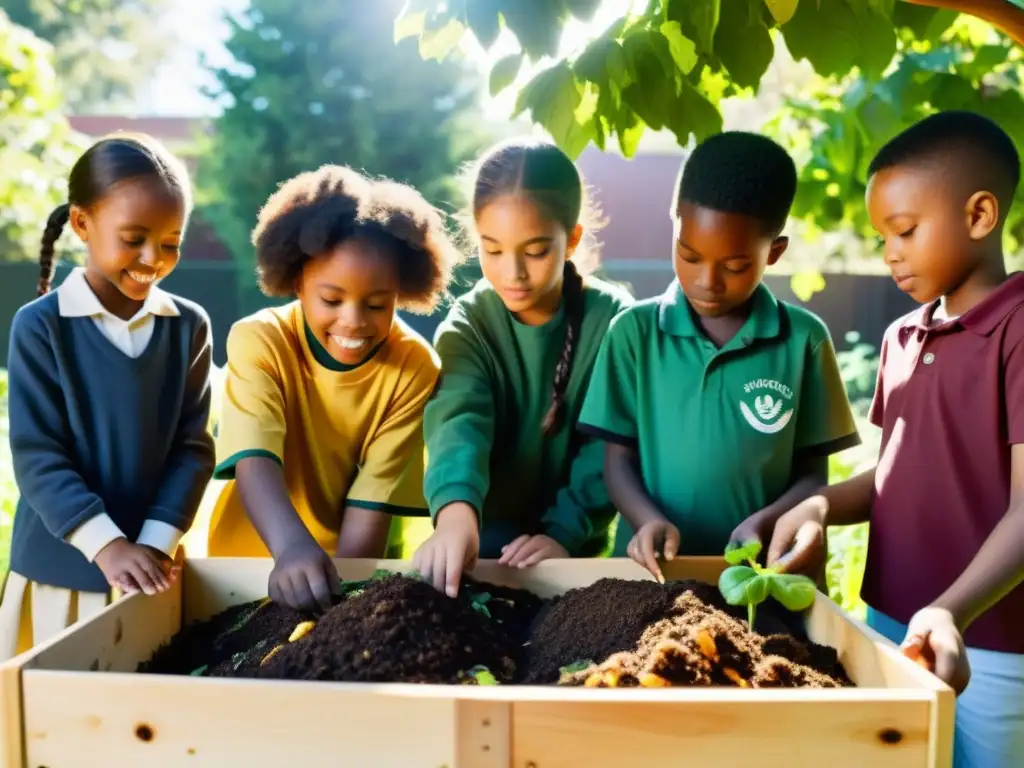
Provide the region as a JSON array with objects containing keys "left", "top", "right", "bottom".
[
  {"left": 868, "top": 110, "right": 1020, "bottom": 208},
  {"left": 674, "top": 131, "right": 797, "bottom": 236}
]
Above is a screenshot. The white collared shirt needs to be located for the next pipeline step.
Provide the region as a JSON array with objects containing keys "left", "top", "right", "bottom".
[{"left": 56, "top": 268, "right": 185, "bottom": 562}]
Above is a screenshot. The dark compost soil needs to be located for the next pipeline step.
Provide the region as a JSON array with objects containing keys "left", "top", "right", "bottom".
[{"left": 140, "top": 573, "right": 850, "bottom": 688}]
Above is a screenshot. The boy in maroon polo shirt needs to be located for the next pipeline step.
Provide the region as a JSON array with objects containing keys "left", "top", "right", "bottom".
[{"left": 767, "top": 111, "right": 1023, "bottom": 768}]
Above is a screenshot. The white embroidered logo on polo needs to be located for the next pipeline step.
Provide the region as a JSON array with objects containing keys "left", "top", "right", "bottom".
[{"left": 739, "top": 378, "right": 794, "bottom": 434}]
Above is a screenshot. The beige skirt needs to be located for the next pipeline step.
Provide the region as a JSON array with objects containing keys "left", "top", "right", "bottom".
[{"left": 0, "top": 571, "right": 118, "bottom": 662}]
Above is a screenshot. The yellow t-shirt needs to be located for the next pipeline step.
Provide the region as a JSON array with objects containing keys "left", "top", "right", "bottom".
[{"left": 206, "top": 301, "right": 439, "bottom": 557}]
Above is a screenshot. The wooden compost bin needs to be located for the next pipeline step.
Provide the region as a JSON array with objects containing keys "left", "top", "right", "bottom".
[{"left": 1, "top": 557, "right": 954, "bottom": 767}]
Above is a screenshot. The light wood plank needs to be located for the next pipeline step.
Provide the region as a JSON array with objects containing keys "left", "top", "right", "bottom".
[
  {"left": 23, "top": 672, "right": 457, "bottom": 768},
  {"left": 512, "top": 698, "right": 933, "bottom": 768}
]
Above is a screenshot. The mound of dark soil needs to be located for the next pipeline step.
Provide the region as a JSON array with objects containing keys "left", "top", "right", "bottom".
[
  {"left": 556, "top": 591, "right": 850, "bottom": 688},
  {"left": 521, "top": 578, "right": 805, "bottom": 684}
]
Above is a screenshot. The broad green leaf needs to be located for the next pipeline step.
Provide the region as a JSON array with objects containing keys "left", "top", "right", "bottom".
[
  {"left": 418, "top": 18, "right": 465, "bottom": 62},
  {"left": 724, "top": 539, "right": 762, "bottom": 566},
  {"left": 666, "top": 78, "right": 723, "bottom": 144},
  {"left": 189, "top": 664, "right": 208, "bottom": 676},
  {"left": 659, "top": 21, "right": 698, "bottom": 74},
  {"left": 559, "top": 659, "right": 595, "bottom": 676},
  {"left": 502, "top": 0, "right": 565, "bottom": 60},
  {"left": 781, "top": 0, "right": 859, "bottom": 78},
  {"left": 892, "top": 4, "right": 956, "bottom": 41},
  {"left": 394, "top": 9, "right": 426, "bottom": 43},
  {"left": 466, "top": 0, "right": 502, "bottom": 48},
  {"left": 574, "top": 39, "right": 629, "bottom": 87},
  {"left": 768, "top": 573, "right": 818, "bottom": 612},
  {"left": 515, "top": 62, "right": 583, "bottom": 149},
  {"left": 713, "top": 0, "right": 774, "bottom": 90},
  {"left": 791, "top": 270, "right": 826, "bottom": 302},
  {"left": 856, "top": 5, "right": 897, "bottom": 80},
  {"left": 490, "top": 54, "right": 523, "bottom": 96},
  {"left": 616, "top": 113, "right": 646, "bottom": 157},
  {"left": 764, "top": 0, "right": 798, "bottom": 25},
  {"left": 718, "top": 565, "right": 759, "bottom": 606},
  {"left": 690, "top": 0, "right": 721, "bottom": 53},
  {"left": 565, "top": 0, "right": 603, "bottom": 21}
]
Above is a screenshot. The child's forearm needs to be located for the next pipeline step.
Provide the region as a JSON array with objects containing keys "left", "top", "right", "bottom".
[
  {"left": 818, "top": 467, "right": 876, "bottom": 527},
  {"left": 604, "top": 442, "right": 665, "bottom": 529},
  {"left": 336, "top": 506, "right": 393, "bottom": 558},
  {"left": 931, "top": 448, "right": 1024, "bottom": 631},
  {"left": 236, "top": 456, "right": 315, "bottom": 559}
]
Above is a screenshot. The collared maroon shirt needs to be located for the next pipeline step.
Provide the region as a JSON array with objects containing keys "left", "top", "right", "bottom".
[{"left": 863, "top": 272, "right": 1024, "bottom": 654}]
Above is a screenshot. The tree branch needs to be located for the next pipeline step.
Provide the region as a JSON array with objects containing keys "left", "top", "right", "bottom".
[{"left": 905, "top": 0, "right": 1024, "bottom": 45}]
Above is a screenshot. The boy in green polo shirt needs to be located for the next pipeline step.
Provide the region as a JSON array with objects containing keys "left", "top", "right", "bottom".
[{"left": 578, "top": 131, "right": 860, "bottom": 581}]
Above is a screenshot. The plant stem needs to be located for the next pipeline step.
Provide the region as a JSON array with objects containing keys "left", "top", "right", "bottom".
[{"left": 748, "top": 603, "right": 756, "bottom": 631}]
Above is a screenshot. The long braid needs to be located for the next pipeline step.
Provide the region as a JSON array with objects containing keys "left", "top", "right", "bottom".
[
  {"left": 541, "top": 261, "right": 584, "bottom": 436},
  {"left": 38, "top": 204, "right": 70, "bottom": 297}
]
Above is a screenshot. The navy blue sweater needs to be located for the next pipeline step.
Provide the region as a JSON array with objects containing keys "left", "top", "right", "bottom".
[{"left": 7, "top": 291, "right": 216, "bottom": 592}]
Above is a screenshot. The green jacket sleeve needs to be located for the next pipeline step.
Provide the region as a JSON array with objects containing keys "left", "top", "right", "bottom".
[
  {"left": 540, "top": 436, "right": 616, "bottom": 555},
  {"left": 423, "top": 305, "right": 495, "bottom": 523}
]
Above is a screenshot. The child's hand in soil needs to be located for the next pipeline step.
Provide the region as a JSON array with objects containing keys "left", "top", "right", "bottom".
[
  {"left": 412, "top": 502, "right": 479, "bottom": 598},
  {"left": 901, "top": 607, "right": 971, "bottom": 694},
  {"left": 766, "top": 498, "right": 827, "bottom": 577},
  {"left": 94, "top": 538, "right": 171, "bottom": 596},
  {"left": 498, "top": 535, "right": 569, "bottom": 568},
  {"left": 627, "top": 520, "right": 680, "bottom": 584},
  {"left": 269, "top": 538, "right": 340, "bottom": 613}
]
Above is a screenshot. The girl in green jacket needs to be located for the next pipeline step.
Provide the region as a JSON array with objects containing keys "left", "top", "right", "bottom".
[{"left": 413, "top": 138, "right": 633, "bottom": 597}]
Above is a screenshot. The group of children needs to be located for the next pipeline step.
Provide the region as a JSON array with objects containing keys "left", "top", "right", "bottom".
[{"left": 0, "top": 109, "right": 1019, "bottom": 767}]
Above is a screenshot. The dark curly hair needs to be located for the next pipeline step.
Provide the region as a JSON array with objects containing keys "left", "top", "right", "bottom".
[
  {"left": 252, "top": 165, "right": 462, "bottom": 314},
  {"left": 868, "top": 110, "right": 1020, "bottom": 210},
  {"left": 469, "top": 138, "right": 601, "bottom": 437},
  {"left": 37, "top": 133, "right": 190, "bottom": 297},
  {"left": 674, "top": 131, "right": 797, "bottom": 237}
]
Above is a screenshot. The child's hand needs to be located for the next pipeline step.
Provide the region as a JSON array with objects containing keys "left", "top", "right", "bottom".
[
  {"left": 269, "top": 538, "right": 340, "bottom": 614},
  {"left": 627, "top": 520, "right": 680, "bottom": 584},
  {"left": 766, "top": 498, "right": 827, "bottom": 577},
  {"left": 498, "top": 535, "right": 569, "bottom": 568},
  {"left": 901, "top": 606, "right": 972, "bottom": 694},
  {"left": 413, "top": 502, "right": 479, "bottom": 598},
  {"left": 94, "top": 538, "right": 171, "bottom": 596}
]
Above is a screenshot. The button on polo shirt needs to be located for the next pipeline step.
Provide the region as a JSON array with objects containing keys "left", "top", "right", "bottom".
[
  {"left": 579, "top": 280, "right": 859, "bottom": 556},
  {"left": 864, "top": 272, "right": 1024, "bottom": 654}
]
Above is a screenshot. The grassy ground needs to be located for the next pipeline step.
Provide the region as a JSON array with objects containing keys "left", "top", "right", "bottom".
[{"left": 0, "top": 367, "right": 876, "bottom": 619}]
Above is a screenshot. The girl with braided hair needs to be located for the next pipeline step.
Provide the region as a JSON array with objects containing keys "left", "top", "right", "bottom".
[
  {"left": 414, "top": 138, "right": 633, "bottom": 598},
  {"left": 205, "top": 165, "right": 462, "bottom": 613},
  {"left": 0, "top": 134, "right": 215, "bottom": 659}
]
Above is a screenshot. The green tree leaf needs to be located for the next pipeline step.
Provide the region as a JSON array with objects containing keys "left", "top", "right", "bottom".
[
  {"left": 781, "top": 0, "right": 859, "bottom": 78},
  {"left": 465, "top": 0, "right": 502, "bottom": 48},
  {"left": 714, "top": 0, "right": 774, "bottom": 90},
  {"left": 659, "top": 21, "right": 698, "bottom": 74},
  {"left": 516, "top": 62, "right": 582, "bottom": 148},
  {"left": 856, "top": 4, "right": 898, "bottom": 80},
  {"left": 767, "top": 573, "right": 818, "bottom": 611},
  {"left": 764, "top": 0, "right": 799, "bottom": 25},
  {"left": 668, "top": 0, "right": 720, "bottom": 54},
  {"left": 565, "top": 0, "right": 602, "bottom": 21},
  {"left": 490, "top": 53, "right": 523, "bottom": 96},
  {"left": 419, "top": 17, "right": 465, "bottom": 61},
  {"left": 667, "top": 78, "right": 724, "bottom": 144},
  {"left": 502, "top": 0, "right": 565, "bottom": 60},
  {"left": 892, "top": 3, "right": 956, "bottom": 41}
]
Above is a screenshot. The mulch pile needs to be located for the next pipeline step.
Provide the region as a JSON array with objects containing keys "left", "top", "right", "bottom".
[{"left": 140, "top": 572, "right": 849, "bottom": 688}]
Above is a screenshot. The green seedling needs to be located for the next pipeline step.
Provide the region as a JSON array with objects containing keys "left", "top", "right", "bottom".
[
  {"left": 718, "top": 540, "right": 817, "bottom": 630},
  {"left": 559, "top": 659, "right": 594, "bottom": 677},
  {"left": 338, "top": 568, "right": 394, "bottom": 597},
  {"left": 189, "top": 664, "right": 208, "bottom": 677},
  {"left": 470, "top": 591, "right": 492, "bottom": 619},
  {"left": 466, "top": 665, "right": 499, "bottom": 685}
]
